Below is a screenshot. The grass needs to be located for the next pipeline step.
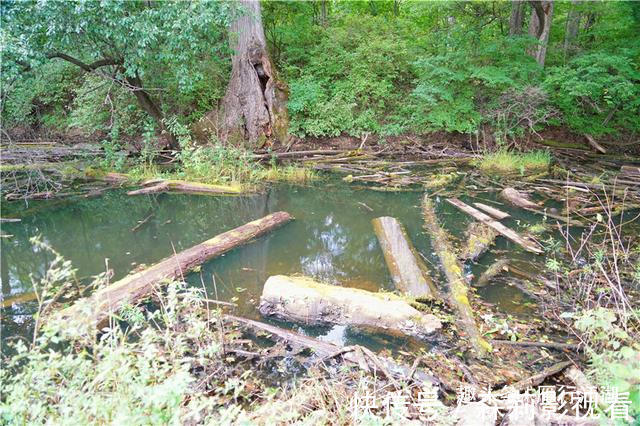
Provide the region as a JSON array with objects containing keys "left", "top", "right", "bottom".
[{"left": 476, "top": 149, "right": 551, "bottom": 176}]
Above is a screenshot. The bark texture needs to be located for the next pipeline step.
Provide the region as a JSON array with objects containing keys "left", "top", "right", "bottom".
[
  {"left": 372, "top": 216, "right": 437, "bottom": 298},
  {"left": 564, "top": 1, "right": 582, "bottom": 56},
  {"left": 528, "top": 0, "right": 554, "bottom": 67},
  {"left": 218, "top": 0, "right": 288, "bottom": 147},
  {"left": 509, "top": 0, "right": 526, "bottom": 36},
  {"left": 259, "top": 275, "right": 442, "bottom": 339},
  {"left": 56, "top": 212, "right": 293, "bottom": 333}
]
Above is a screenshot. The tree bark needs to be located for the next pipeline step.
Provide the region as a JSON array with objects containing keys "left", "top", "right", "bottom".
[
  {"left": 509, "top": 0, "right": 526, "bottom": 36},
  {"left": 219, "top": 0, "right": 288, "bottom": 148},
  {"left": 527, "top": 0, "right": 554, "bottom": 67},
  {"left": 563, "top": 1, "right": 582, "bottom": 57}
]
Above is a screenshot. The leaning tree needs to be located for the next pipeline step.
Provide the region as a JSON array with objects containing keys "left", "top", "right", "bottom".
[
  {"left": 198, "top": 0, "right": 288, "bottom": 148},
  {"left": 1, "top": 0, "right": 233, "bottom": 149}
]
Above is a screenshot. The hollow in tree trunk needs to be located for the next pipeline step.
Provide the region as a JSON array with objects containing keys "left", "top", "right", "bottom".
[{"left": 220, "top": 0, "right": 288, "bottom": 148}]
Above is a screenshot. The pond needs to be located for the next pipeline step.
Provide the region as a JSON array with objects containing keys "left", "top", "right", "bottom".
[{"left": 1, "top": 175, "right": 548, "bottom": 353}]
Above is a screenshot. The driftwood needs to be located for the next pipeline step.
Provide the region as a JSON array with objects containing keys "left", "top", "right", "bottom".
[
  {"left": 472, "top": 202, "right": 510, "bottom": 220},
  {"left": 371, "top": 216, "right": 437, "bottom": 298},
  {"left": 127, "top": 179, "right": 243, "bottom": 196},
  {"left": 475, "top": 258, "right": 509, "bottom": 287},
  {"left": 422, "top": 195, "right": 492, "bottom": 356},
  {"left": 500, "top": 187, "right": 538, "bottom": 209},
  {"left": 460, "top": 222, "right": 497, "bottom": 262},
  {"left": 225, "top": 314, "right": 440, "bottom": 387},
  {"left": 585, "top": 134, "right": 607, "bottom": 154},
  {"left": 446, "top": 198, "right": 543, "bottom": 254},
  {"left": 259, "top": 275, "right": 442, "bottom": 339},
  {"left": 56, "top": 212, "right": 293, "bottom": 331}
]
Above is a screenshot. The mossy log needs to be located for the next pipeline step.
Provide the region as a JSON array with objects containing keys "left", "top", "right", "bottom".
[
  {"left": 422, "top": 195, "right": 492, "bottom": 356},
  {"left": 371, "top": 216, "right": 436, "bottom": 298},
  {"left": 446, "top": 198, "right": 543, "bottom": 254},
  {"left": 259, "top": 275, "right": 442, "bottom": 339},
  {"left": 56, "top": 212, "right": 293, "bottom": 332},
  {"left": 475, "top": 258, "right": 509, "bottom": 287},
  {"left": 127, "top": 179, "right": 244, "bottom": 196},
  {"left": 500, "top": 187, "right": 538, "bottom": 209},
  {"left": 460, "top": 222, "right": 497, "bottom": 262}
]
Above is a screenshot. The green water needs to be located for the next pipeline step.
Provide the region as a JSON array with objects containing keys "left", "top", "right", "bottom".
[{"left": 1, "top": 177, "right": 547, "bottom": 350}]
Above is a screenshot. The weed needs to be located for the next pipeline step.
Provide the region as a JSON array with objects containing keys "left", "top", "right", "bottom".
[{"left": 476, "top": 149, "right": 551, "bottom": 176}]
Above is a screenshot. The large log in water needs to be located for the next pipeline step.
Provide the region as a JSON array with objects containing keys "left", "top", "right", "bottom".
[
  {"left": 460, "top": 222, "right": 497, "bottom": 262},
  {"left": 371, "top": 216, "right": 436, "bottom": 298},
  {"left": 57, "top": 212, "right": 293, "bottom": 331},
  {"left": 127, "top": 179, "right": 243, "bottom": 196},
  {"left": 422, "top": 195, "right": 492, "bottom": 356},
  {"left": 259, "top": 275, "right": 442, "bottom": 339}
]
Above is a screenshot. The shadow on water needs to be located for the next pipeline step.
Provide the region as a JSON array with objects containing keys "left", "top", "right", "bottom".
[{"left": 1, "top": 177, "right": 548, "bottom": 351}]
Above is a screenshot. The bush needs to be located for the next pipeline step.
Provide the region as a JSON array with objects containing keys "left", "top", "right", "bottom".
[{"left": 543, "top": 52, "right": 640, "bottom": 136}]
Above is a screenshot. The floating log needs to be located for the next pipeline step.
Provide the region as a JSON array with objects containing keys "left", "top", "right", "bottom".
[
  {"left": 225, "top": 314, "right": 440, "bottom": 387},
  {"left": 127, "top": 179, "right": 243, "bottom": 196},
  {"left": 0, "top": 218, "right": 21, "bottom": 223},
  {"left": 472, "top": 202, "right": 510, "bottom": 220},
  {"left": 475, "top": 258, "right": 509, "bottom": 287},
  {"left": 371, "top": 216, "right": 436, "bottom": 298},
  {"left": 259, "top": 275, "right": 442, "bottom": 339},
  {"left": 131, "top": 213, "right": 155, "bottom": 232},
  {"left": 1, "top": 291, "right": 38, "bottom": 308},
  {"left": 56, "top": 212, "right": 293, "bottom": 331},
  {"left": 500, "top": 187, "right": 538, "bottom": 209},
  {"left": 446, "top": 198, "right": 543, "bottom": 254},
  {"left": 422, "top": 195, "right": 492, "bottom": 356},
  {"left": 460, "top": 222, "right": 497, "bottom": 262}
]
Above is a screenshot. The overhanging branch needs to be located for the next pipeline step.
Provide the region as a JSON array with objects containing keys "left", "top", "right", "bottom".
[{"left": 46, "top": 52, "right": 121, "bottom": 72}]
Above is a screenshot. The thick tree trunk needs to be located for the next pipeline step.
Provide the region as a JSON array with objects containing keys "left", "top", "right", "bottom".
[
  {"left": 564, "top": 1, "right": 581, "bottom": 57},
  {"left": 527, "top": 0, "right": 554, "bottom": 67},
  {"left": 220, "top": 0, "right": 288, "bottom": 147},
  {"left": 509, "top": 0, "right": 526, "bottom": 36},
  {"left": 259, "top": 275, "right": 442, "bottom": 339}
]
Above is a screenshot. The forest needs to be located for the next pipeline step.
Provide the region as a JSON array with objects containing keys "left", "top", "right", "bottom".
[{"left": 1, "top": 0, "right": 639, "bottom": 424}]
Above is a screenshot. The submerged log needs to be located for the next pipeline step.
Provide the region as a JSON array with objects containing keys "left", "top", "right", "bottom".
[
  {"left": 225, "top": 314, "right": 440, "bottom": 387},
  {"left": 422, "top": 195, "right": 492, "bottom": 356},
  {"left": 475, "top": 258, "right": 509, "bottom": 287},
  {"left": 56, "top": 212, "right": 293, "bottom": 331},
  {"left": 371, "top": 216, "right": 436, "bottom": 298},
  {"left": 446, "top": 198, "right": 543, "bottom": 254},
  {"left": 472, "top": 202, "right": 510, "bottom": 220},
  {"left": 500, "top": 187, "right": 538, "bottom": 209},
  {"left": 127, "top": 179, "right": 243, "bottom": 196},
  {"left": 460, "top": 222, "right": 497, "bottom": 262},
  {"left": 259, "top": 275, "right": 442, "bottom": 339}
]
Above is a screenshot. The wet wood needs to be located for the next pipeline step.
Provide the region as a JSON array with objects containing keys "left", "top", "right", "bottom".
[
  {"left": 446, "top": 198, "right": 543, "bottom": 254},
  {"left": 1, "top": 291, "right": 38, "bottom": 308},
  {"left": 371, "top": 216, "right": 436, "bottom": 298},
  {"left": 500, "top": 187, "right": 538, "bottom": 209},
  {"left": 225, "top": 314, "right": 440, "bottom": 387},
  {"left": 585, "top": 134, "right": 607, "bottom": 154},
  {"left": 259, "top": 275, "right": 442, "bottom": 339},
  {"left": 0, "top": 218, "right": 21, "bottom": 223},
  {"left": 422, "top": 195, "right": 492, "bottom": 356},
  {"left": 460, "top": 222, "right": 497, "bottom": 262},
  {"left": 473, "top": 202, "right": 510, "bottom": 220},
  {"left": 475, "top": 258, "right": 509, "bottom": 287},
  {"left": 127, "top": 179, "right": 243, "bottom": 196},
  {"left": 131, "top": 213, "right": 154, "bottom": 232},
  {"left": 56, "top": 212, "right": 294, "bottom": 331}
]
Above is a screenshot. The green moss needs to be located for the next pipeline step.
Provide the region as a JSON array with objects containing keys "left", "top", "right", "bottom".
[{"left": 423, "top": 172, "right": 459, "bottom": 189}]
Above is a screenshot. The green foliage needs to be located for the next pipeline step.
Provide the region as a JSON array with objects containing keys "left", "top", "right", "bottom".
[
  {"left": 543, "top": 52, "right": 640, "bottom": 135},
  {"left": 476, "top": 149, "right": 551, "bottom": 176}
]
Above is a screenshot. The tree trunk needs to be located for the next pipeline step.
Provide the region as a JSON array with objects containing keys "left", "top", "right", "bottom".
[
  {"left": 563, "top": 1, "right": 581, "bottom": 57},
  {"left": 509, "top": 0, "right": 526, "bottom": 36},
  {"left": 527, "top": 0, "right": 554, "bottom": 67},
  {"left": 220, "top": 0, "right": 288, "bottom": 148}
]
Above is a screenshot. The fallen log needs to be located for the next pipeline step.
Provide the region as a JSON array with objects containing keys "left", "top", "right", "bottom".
[
  {"left": 0, "top": 218, "right": 21, "bottom": 223},
  {"left": 422, "top": 195, "right": 492, "bottom": 356},
  {"left": 472, "top": 202, "right": 510, "bottom": 220},
  {"left": 585, "top": 134, "right": 607, "bottom": 154},
  {"left": 491, "top": 339, "right": 578, "bottom": 351},
  {"left": 259, "top": 275, "right": 442, "bottom": 339},
  {"left": 500, "top": 187, "right": 538, "bottom": 209},
  {"left": 499, "top": 361, "right": 571, "bottom": 394},
  {"left": 127, "top": 179, "right": 243, "bottom": 196},
  {"left": 446, "top": 198, "right": 543, "bottom": 254},
  {"left": 56, "top": 212, "right": 293, "bottom": 332},
  {"left": 475, "top": 258, "right": 509, "bottom": 287},
  {"left": 460, "top": 222, "right": 497, "bottom": 262},
  {"left": 1, "top": 291, "right": 38, "bottom": 308},
  {"left": 225, "top": 314, "right": 440, "bottom": 387},
  {"left": 371, "top": 216, "right": 437, "bottom": 298}
]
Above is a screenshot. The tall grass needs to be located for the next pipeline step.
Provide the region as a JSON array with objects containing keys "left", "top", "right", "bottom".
[{"left": 476, "top": 149, "right": 551, "bottom": 175}]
